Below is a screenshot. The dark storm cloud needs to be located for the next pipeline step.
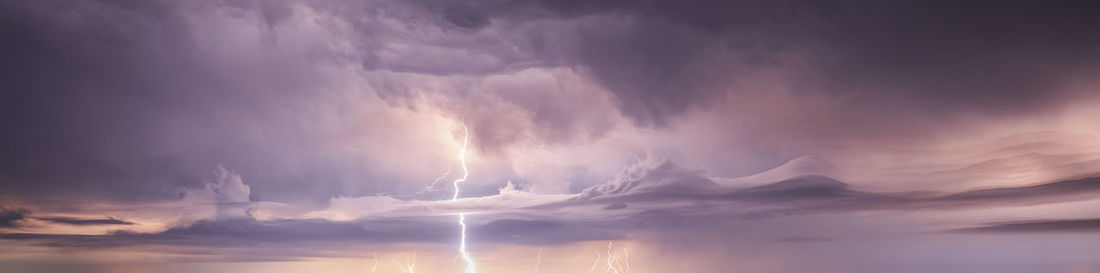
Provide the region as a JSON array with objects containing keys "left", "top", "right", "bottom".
[
  {"left": 0, "top": 0, "right": 408, "bottom": 203},
  {"left": 955, "top": 219, "right": 1100, "bottom": 233},
  {"left": 4, "top": 1, "right": 1100, "bottom": 271},
  {"left": 0, "top": 0, "right": 325, "bottom": 202},
  {"left": 420, "top": 0, "right": 1100, "bottom": 126},
  {"left": 412, "top": 0, "right": 822, "bottom": 126},
  {"left": 4, "top": 0, "right": 1100, "bottom": 215},
  {"left": 0, "top": 0, "right": 617, "bottom": 203},
  {"left": 36, "top": 217, "right": 134, "bottom": 226},
  {"left": 0, "top": 208, "right": 28, "bottom": 228},
  {"left": 0, "top": 0, "right": 199, "bottom": 201}
]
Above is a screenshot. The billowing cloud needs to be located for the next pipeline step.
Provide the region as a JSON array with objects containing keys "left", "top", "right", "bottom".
[{"left": 3, "top": 0, "right": 1100, "bottom": 272}]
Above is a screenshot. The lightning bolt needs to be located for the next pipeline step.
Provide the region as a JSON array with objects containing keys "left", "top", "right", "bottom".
[
  {"left": 391, "top": 253, "right": 417, "bottom": 273},
  {"left": 452, "top": 123, "right": 470, "bottom": 201},
  {"left": 581, "top": 241, "right": 633, "bottom": 273},
  {"left": 605, "top": 241, "right": 620, "bottom": 273},
  {"left": 623, "top": 248, "right": 632, "bottom": 273},
  {"left": 457, "top": 213, "right": 476, "bottom": 273},
  {"left": 588, "top": 248, "right": 601, "bottom": 273},
  {"left": 451, "top": 123, "right": 477, "bottom": 273},
  {"left": 371, "top": 253, "right": 379, "bottom": 273},
  {"left": 407, "top": 123, "right": 645, "bottom": 273},
  {"left": 534, "top": 249, "right": 543, "bottom": 273},
  {"left": 417, "top": 161, "right": 452, "bottom": 196},
  {"left": 377, "top": 144, "right": 455, "bottom": 199}
]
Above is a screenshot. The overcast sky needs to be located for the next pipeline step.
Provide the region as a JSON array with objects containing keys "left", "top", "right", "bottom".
[{"left": 3, "top": 0, "right": 1100, "bottom": 272}]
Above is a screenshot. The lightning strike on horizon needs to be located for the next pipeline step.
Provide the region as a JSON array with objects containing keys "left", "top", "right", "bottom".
[
  {"left": 588, "top": 248, "right": 602, "bottom": 273},
  {"left": 371, "top": 253, "right": 379, "bottom": 273},
  {"left": 392, "top": 253, "right": 417, "bottom": 273},
  {"left": 534, "top": 249, "right": 543, "bottom": 273},
  {"left": 457, "top": 213, "right": 476, "bottom": 273},
  {"left": 623, "top": 248, "right": 632, "bottom": 273},
  {"left": 583, "top": 241, "right": 632, "bottom": 273},
  {"left": 605, "top": 241, "right": 621, "bottom": 273},
  {"left": 451, "top": 123, "right": 478, "bottom": 273},
  {"left": 400, "top": 125, "right": 638, "bottom": 273}
]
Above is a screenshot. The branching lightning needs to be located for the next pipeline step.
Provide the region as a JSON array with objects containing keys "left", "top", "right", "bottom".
[
  {"left": 418, "top": 161, "right": 452, "bottom": 196},
  {"left": 588, "top": 248, "right": 601, "bottom": 273},
  {"left": 605, "top": 241, "right": 620, "bottom": 273},
  {"left": 451, "top": 123, "right": 477, "bottom": 273},
  {"left": 591, "top": 241, "right": 632, "bottom": 273},
  {"left": 377, "top": 124, "right": 645, "bottom": 273},
  {"left": 391, "top": 253, "right": 417, "bottom": 273}
]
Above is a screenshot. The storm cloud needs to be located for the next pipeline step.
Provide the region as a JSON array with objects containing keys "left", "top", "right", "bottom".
[
  {"left": 5, "top": 0, "right": 1100, "bottom": 204},
  {"left": 3, "top": 0, "right": 1100, "bottom": 272}
]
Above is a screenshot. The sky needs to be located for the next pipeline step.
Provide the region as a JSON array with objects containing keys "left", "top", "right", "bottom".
[{"left": 2, "top": 0, "right": 1100, "bottom": 272}]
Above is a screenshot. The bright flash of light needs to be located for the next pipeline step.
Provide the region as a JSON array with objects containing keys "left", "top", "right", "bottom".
[
  {"left": 584, "top": 241, "right": 631, "bottom": 273},
  {"left": 605, "top": 241, "right": 621, "bottom": 273},
  {"left": 457, "top": 213, "right": 476, "bottom": 273},
  {"left": 416, "top": 161, "right": 452, "bottom": 196},
  {"left": 451, "top": 123, "right": 471, "bottom": 201},
  {"left": 588, "top": 248, "right": 602, "bottom": 273},
  {"left": 451, "top": 123, "right": 478, "bottom": 273},
  {"left": 391, "top": 253, "right": 417, "bottom": 273},
  {"left": 623, "top": 248, "right": 632, "bottom": 273},
  {"left": 534, "top": 249, "right": 543, "bottom": 273},
  {"left": 371, "top": 253, "right": 379, "bottom": 273}
]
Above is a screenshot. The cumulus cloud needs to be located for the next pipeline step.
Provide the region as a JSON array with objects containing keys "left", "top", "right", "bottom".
[{"left": 183, "top": 165, "right": 251, "bottom": 203}]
